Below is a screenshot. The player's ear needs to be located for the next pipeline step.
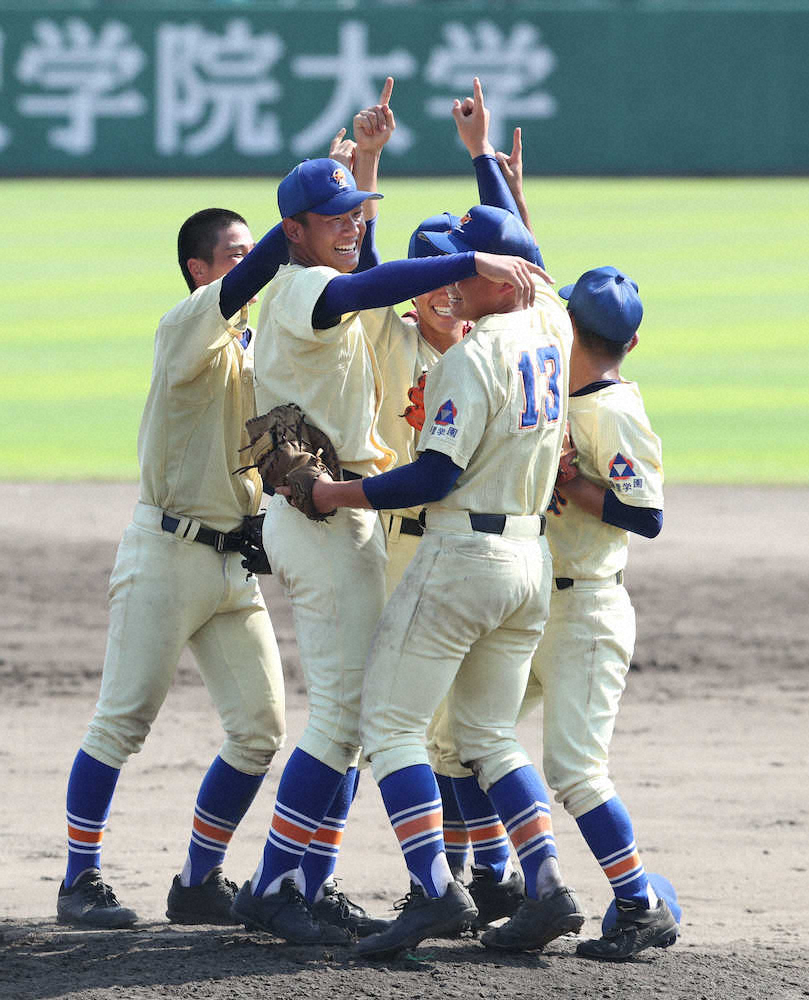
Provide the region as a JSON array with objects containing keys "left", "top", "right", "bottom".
[
  {"left": 282, "top": 217, "right": 304, "bottom": 244},
  {"left": 626, "top": 332, "right": 640, "bottom": 353},
  {"left": 186, "top": 257, "right": 208, "bottom": 287}
]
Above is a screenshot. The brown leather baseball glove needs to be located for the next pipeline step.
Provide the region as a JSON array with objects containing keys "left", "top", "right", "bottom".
[{"left": 239, "top": 403, "right": 340, "bottom": 522}]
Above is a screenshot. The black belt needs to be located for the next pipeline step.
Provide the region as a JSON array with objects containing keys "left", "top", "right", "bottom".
[
  {"left": 388, "top": 514, "right": 425, "bottom": 538},
  {"left": 342, "top": 470, "right": 363, "bottom": 482},
  {"left": 161, "top": 513, "right": 243, "bottom": 553},
  {"left": 555, "top": 570, "right": 623, "bottom": 590},
  {"left": 469, "top": 513, "right": 547, "bottom": 536}
]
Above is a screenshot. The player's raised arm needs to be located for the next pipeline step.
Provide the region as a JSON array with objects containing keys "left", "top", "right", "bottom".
[
  {"left": 495, "top": 127, "right": 536, "bottom": 239},
  {"left": 352, "top": 76, "right": 395, "bottom": 224}
]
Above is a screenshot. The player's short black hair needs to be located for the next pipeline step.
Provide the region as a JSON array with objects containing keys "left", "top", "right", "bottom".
[
  {"left": 177, "top": 208, "right": 247, "bottom": 292},
  {"left": 569, "top": 312, "right": 632, "bottom": 362}
]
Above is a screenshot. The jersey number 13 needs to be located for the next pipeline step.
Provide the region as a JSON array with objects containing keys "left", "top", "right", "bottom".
[{"left": 517, "top": 346, "right": 561, "bottom": 428}]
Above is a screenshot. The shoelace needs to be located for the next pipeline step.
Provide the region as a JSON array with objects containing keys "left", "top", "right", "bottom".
[
  {"left": 281, "top": 880, "right": 319, "bottom": 925},
  {"left": 393, "top": 889, "right": 423, "bottom": 913}
]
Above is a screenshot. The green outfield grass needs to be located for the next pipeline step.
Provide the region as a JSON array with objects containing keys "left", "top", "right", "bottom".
[{"left": 1, "top": 176, "right": 807, "bottom": 482}]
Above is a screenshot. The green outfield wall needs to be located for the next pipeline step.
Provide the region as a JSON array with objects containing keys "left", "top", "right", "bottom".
[{"left": 0, "top": 2, "right": 807, "bottom": 175}]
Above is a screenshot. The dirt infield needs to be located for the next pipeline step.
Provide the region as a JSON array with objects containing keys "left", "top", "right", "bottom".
[{"left": 1, "top": 482, "right": 807, "bottom": 999}]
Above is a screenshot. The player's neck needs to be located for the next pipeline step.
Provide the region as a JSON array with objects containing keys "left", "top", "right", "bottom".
[{"left": 569, "top": 348, "right": 621, "bottom": 394}]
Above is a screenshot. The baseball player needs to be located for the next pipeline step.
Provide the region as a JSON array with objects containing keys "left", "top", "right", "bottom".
[
  {"left": 354, "top": 79, "right": 546, "bottom": 895},
  {"left": 229, "top": 120, "right": 548, "bottom": 944},
  {"left": 284, "top": 205, "right": 583, "bottom": 960},
  {"left": 56, "top": 208, "right": 288, "bottom": 929},
  {"left": 433, "top": 263, "right": 679, "bottom": 957},
  {"left": 521, "top": 266, "right": 678, "bottom": 959}
]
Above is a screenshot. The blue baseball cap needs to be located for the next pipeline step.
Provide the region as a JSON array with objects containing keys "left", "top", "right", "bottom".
[
  {"left": 408, "top": 212, "right": 461, "bottom": 259},
  {"left": 559, "top": 266, "right": 643, "bottom": 344},
  {"left": 419, "top": 205, "right": 538, "bottom": 263},
  {"left": 277, "top": 157, "right": 382, "bottom": 218}
]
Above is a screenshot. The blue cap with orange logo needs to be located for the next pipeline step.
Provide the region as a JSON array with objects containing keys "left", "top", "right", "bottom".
[
  {"left": 558, "top": 266, "right": 643, "bottom": 344},
  {"left": 408, "top": 212, "right": 461, "bottom": 259},
  {"left": 418, "top": 205, "right": 539, "bottom": 264},
  {"left": 277, "top": 158, "right": 382, "bottom": 218}
]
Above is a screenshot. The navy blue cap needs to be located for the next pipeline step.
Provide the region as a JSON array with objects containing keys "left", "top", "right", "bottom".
[
  {"left": 277, "top": 158, "right": 382, "bottom": 218},
  {"left": 559, "top": 266, "right": 643, "bottom": 344},
  {"left": 419, "top": 205, "right": 537, "bottom": 263},
  {"left": 408, "top": 212, "right": 461, "bottom": 259}
]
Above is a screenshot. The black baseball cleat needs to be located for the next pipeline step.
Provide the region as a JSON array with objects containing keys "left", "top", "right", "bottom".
[
  {"left": 576, "top": 897, "right": 679, "bottom": 961},
  {"left": 56, "top": 869, "right": 138, "bottom": 929},
  {"left": 468, "top": 865, "right": 526, "bottom": 927},
  {"left": 356, "top": 881, "right": 478, "bottom": 960},
  {"left": 480, "top": 886, "right": 585, "bottom": 952},
  {"left": 311, "top": 880, "right": 393, "bottom": 938},
  {"left": 166, "top": 868, "right": 240, "bottom": 925},
  {"left": 230, "top": 877, "right": 350, "bottom": 945}
]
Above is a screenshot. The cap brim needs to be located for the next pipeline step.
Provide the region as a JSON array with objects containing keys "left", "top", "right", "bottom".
[
  {"left": 420, "top": 230, "right": 474, "bottom": 255},
  {"left": 310, "top": 190, "right": 383, "bottom": 215},
  {"left": 558, "top": 283, "right": 575, "bottom": 300}
]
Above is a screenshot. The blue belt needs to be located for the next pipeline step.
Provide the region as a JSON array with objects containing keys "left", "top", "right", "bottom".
[{"left": 469, "top": 513, "right": 546, "bottom": 536}]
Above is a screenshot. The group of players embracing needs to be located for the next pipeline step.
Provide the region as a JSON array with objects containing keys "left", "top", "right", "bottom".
[{"left": 57, "top": 77, "right": 680, "bottom": 964}]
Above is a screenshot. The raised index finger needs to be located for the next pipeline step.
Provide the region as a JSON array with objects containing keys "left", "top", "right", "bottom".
[
  {"left": 473, "top": 76, "right": 485, "bottom": 109},
  {"left": 379, "top": 76, "right": 394, "bottom": 106}
]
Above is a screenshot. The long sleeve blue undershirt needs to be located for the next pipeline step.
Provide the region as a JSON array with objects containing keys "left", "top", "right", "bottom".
[
  {"left": 362, "top": 449, "right": 463, "bottom": 510},
  {"left": 473, "top": 154, "right": 544, "bottom": 268},
  {"left": 312, "top": 251, "right": 477, "bottom": 328},
  {"left": 602, "top": 490, "right": 662, "bottom": 538}
]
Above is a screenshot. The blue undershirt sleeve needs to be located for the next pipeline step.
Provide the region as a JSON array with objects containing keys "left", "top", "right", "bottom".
[
  {"left": 361, "top": 449, "right": 463, "bottom": 510},
  {"left": 356, "top": 216, "right": 381, "bottom": 272},
  {"left": 312, "top": 252, "right": 477, "bottom": 329},
  {"left": 473, "top": 154, "right": 544, "bottom": 268},
  {"left": 219, "top": 223, "right": 288, "bottom": 319},
  {"left": 602, "top": 490, "right": 663, "bottom": 538}
]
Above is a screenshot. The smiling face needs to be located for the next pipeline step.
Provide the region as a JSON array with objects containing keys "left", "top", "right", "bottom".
[
  {"left": 187, "top": 222, "right": 255, "bottom": 288},
  {"left": 412, "top": 285, "right": 465, "bottom": 352},
  {"left": 283, "top": 207, "right": 366, "bottom": 273}
]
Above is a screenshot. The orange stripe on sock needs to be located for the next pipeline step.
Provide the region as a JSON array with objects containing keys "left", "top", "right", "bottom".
[
  {"left": 271, "top": 814, "right": 315, "bottom": 847},
  {"left": 67, "top": 825, "right": 103, "bottom": 845},
  {"left": 509, "top": 813, "right": 552, "bottom": 850},
  {"left": 468, "top": 822, "right": 506, "bottom": 844},
  {"left": 193, "top": 817, "right": 234, "bottom": 844},
  {"left": 311, "top": 827, "right": 343, "bottom": 847},
  {"left": 394, "top": 811, "right": 442, "bottom": 844},
  {"left": 443, "top": 829, "right": 471, "bottom": 847},
  {"left": 604, "top": 852, "right": 641, "bottom": 880}
]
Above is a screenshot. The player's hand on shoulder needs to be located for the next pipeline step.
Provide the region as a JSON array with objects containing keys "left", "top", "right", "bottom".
[
  {"left": 329, "top": 128, "right": 356, "bottom": 171},
  {"left": 452, "top": 77, "right": 494, "bottom": 159},
  {"left": 556, "top": 422, "right": 580, "bottom": 485},
  {"left": 353, "top": 76, "right": 396, "bottom": 154},
  {"left": 474, "top": 252, "right": 554, "bottom": 308}
]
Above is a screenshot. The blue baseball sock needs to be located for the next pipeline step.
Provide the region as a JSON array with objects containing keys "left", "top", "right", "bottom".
[
  {"left": 576, "top": 797, "right": 652, "bottom": 905},
  {"left": 452, "top": 775, "right": 511, "bottom": 879},
  {"left": 485, "top": 765, "right": 557, "bottom": 899},
  {"left": 181, "top": 755, "right": 264, "bottom": 886},
  {"left": 379, "top": 764, "right": 453, "bottom": 898},
  {"left": 65, "top": 749, "right": 120, "bottom": 887},
  {"left": 435, "top": 773, "right": 470, "bottom": 878},
  {"left": 252, "top": 748, "right": 343, "bottom": 897},
  {"left": 299, "top": 766, "right": 359, "bottom": 902}
]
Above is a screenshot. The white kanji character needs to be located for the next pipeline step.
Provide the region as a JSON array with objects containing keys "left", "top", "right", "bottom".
[
  {"left": 425, "top": 21, "right": 557, "bottom": 149},
  {"left": 291, "top": 21, "right": 416, "bottom": 155},
  {"left": 15, "top": 19, "right": 146, "bottom": 155},
  {"left": 156, "top": 20, "right": 283, "bottom": 157}
]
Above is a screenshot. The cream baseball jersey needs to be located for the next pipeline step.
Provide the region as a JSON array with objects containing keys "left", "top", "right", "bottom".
[
  {"left": 137, "top": 278, "right": 262, "bottom": 533},
  {"left": 547, "top": 380, "right": 664, "bottom": 579},
  {"left": 417, "top": 287, "right": 572, "bottom": 516},
  {"left": 253, "top": 263, "right": 395, "bottom": 476}
]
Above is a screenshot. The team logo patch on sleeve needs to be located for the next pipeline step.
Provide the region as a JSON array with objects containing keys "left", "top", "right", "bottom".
[
  {"left": 609, "top": 453, "right": 645, "bottom": 494},
  {"left": 608, "top": 453, "right": 634, "bottom": 480},
  {"left": 435, "top": 399, "right": 457, "bottom": 426}
]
